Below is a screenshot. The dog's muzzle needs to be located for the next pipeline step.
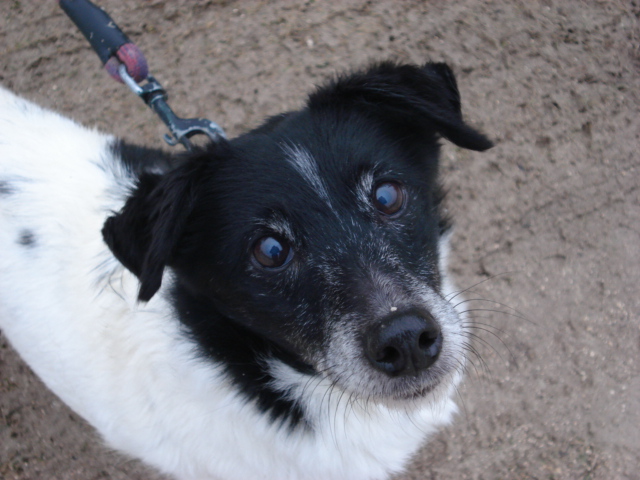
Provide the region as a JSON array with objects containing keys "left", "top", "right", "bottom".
[{"left": 364, "top": 312, "right": 442, "bottom": 377}]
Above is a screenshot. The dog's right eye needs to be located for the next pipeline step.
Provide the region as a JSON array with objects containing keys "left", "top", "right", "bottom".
[
  {"left": 253, "top": 236, "right": 293, "bottom": 269},
  {"left": 373, "top": 181, "right": 405, "bottom": 217}
]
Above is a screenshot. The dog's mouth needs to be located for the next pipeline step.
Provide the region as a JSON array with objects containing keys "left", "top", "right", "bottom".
[
  {"left": 396, "top": 381, "right": 438, "bottom": 400},
  {"left": 310, "top": 359, "right": 451, "bottom": 407},
  {"left": 371, "top": 369, "right": 448, "bottom": 402}
]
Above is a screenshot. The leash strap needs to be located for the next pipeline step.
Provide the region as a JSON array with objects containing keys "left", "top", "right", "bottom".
[{"left": 58, "top": 0, "right": 225, "bottom": 150}]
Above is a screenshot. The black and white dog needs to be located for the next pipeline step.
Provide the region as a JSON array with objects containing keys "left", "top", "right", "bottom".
[{"left": 0, "top": 62, "right": 491, "bottom": 480}]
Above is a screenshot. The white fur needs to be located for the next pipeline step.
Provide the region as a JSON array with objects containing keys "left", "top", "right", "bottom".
[
  {"left": 282, "top": 143, "right": 333, "bottom": 208},
  {"left": 0, "top": 87, "right": 462, "bottom": 480}
]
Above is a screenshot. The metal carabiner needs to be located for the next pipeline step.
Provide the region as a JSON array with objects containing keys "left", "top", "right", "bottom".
[{"left": 118, "top": 65, "right": 226, "bottom": 150}]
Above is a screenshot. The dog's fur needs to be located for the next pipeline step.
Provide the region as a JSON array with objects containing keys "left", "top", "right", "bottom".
[{"left": 0, "top": 62, "right": 491, "bottom": 480}]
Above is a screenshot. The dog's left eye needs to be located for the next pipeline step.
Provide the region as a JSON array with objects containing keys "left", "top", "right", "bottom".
[
  {"left": 373, "top": 181, "right": 406, "bottom": 216},
  {"left": 253, "top": 236, "right": 293, "bottom": 269}
]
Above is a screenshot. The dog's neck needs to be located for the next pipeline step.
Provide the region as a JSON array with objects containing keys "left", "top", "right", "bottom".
[{"left": 170, "top": 282, "right": 315, "bottom": 429}]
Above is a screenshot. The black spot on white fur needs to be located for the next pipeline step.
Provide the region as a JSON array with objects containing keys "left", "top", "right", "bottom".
[
  {"left": 18, "top": 229, "right": 36, "bottom": 247},
  {"left": 0, "top": 180, "right": 14, "bottom": 196}
]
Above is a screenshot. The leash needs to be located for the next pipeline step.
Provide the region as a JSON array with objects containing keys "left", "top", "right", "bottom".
[{"left": 58, "top": 0, "right": 226, "bottom": 150}]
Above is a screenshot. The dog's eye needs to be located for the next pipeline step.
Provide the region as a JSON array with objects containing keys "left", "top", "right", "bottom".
[
  {"left": 373, "top": 182, "right": 405, "bottom": 216},
  {"left": 253, "top": 236, "right": 293, "bottom": 269}
]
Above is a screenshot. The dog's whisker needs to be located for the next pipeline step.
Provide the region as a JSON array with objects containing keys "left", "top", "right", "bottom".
[
  {"left": 456, "top": 297, "right": 535, "bottom": 327},
  {"left": 445, "top": 271, "right": 518, "bottom": 303},
  {"left": 451, "top": 381, "right": 471, "bottom": 427},
  {"left": 463, "top": 320, "right": 509, "bottom": 338},
  {"left": 460, "top": 341, "right": 492, "bottom": 378},
  {"left": 459, "top": 306, "right": 531, "bottom": 325},
  {"left": 463, "top": 329, "right": 512, "bottom": 371},
  {"left": 454, "top": 296, "right": 527, "bottom": 318}
]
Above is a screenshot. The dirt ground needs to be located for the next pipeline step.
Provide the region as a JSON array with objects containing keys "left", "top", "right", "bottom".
[{"left": 0, "top": 1, "right": 638, "bottom": 479}]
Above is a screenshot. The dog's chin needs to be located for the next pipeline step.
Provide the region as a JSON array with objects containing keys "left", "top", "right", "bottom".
[
  {"left": 319, "top": 360, "right": 456, "bottom": 407},
  {"left": 367, "top": 377, "right": 443, "bottom": 404},
  {"left": 395, "top": 382, "right": 438, "bottom": 400}
]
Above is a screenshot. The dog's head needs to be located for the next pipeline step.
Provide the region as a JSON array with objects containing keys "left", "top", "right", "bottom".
[{"left": 103, "top": 62, "right": 491, "bottom": 408}]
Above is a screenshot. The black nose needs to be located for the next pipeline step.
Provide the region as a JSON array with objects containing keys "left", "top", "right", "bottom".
[{"left": 365, "top": 313, "right": 442, "bottom": 377}]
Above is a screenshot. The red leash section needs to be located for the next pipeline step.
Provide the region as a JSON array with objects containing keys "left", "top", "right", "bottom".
[
  {"left": 58, "top": 0, "right": 225, "bottom": 150},
  {"left": 58, "top": 0, "right": 148, "bottom": 83}
]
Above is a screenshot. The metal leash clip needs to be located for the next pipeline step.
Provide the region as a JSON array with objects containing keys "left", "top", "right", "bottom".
[
  {"left": 117, "top": 65, "right": 225, "bottom": 150},
  {"left": 59, "top": 0, "right": 225, "bottom": 151}
]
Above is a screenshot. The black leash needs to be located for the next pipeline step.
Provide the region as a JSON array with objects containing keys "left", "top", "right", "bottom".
[{"left": 58, "top": 0, "right": 226, "bottom": 150}]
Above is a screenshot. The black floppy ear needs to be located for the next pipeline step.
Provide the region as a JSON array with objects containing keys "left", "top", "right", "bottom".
[
  {"left": 102, "top": 163, "right": 200, "bottom": 302},
  {"left": 309, "top": 61, "right": 493, "bottom": 151}
]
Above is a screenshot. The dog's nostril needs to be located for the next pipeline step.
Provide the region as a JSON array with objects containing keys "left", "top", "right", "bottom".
[
  {"left": 418, "top": 330, "right": 441, "bottom": 357},
  {"left": 366, "top": 313, "right": 442, "bottom": 377},
  {"left": 376, "top": 346, "right": 401, "bottom": 364}
]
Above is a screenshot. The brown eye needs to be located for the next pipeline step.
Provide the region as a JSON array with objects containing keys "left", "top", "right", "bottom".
[
  {"left": 373, "top": 182, "right": 405, "bottom": 216},
  {"left": 253, "top": 236, "right": 293, "bottom": 269}
]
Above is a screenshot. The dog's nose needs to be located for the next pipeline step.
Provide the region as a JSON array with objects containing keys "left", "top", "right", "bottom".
[{"left": 365, "top": 313, "right": 442, "bottom": 377}]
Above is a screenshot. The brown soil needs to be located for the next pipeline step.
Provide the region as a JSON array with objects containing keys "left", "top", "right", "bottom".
[{"left": 1, "top": 1, "right": 638, "bottom": 479}]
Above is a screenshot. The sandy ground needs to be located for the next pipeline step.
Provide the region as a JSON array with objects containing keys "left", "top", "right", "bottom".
[{"left": 0, "top": 1, "right": 638, "bottom": 479}]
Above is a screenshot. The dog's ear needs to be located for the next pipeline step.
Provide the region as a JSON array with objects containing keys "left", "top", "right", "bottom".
[
  {"left": 102, "top": 161, "right": 202, "bottom": 302},
  {"left": 309, "top": 61, "right": 493, "bottom": 151}
]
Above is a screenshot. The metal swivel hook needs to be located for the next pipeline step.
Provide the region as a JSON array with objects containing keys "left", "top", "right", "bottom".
[{"left": 118, "top": 65, "right": 226, "bottom": 150}]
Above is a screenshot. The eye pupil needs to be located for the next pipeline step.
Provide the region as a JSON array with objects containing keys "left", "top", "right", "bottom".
[
  {"left": 253, "top": 236, "right": 292, "bottom": 268},
  {"left": 373, "top": 182, "right": 405, "bottom": 216},
  {"left": 267, "top": 244, "right": 281, "bottom": 258}
]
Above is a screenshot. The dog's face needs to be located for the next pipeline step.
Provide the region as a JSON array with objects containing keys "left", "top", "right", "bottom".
[{"left": 103, "top": 62, "right": 492, "bottom": 412}]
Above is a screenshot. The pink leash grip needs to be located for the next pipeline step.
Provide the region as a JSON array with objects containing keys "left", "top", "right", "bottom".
[{"left": 105, "top": 43, "right": 149, "bottom": 84}]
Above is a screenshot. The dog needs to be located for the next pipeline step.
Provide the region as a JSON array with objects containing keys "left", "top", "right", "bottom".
[{"left": 0, "top": 61, "right": 492, "bottom": 480}]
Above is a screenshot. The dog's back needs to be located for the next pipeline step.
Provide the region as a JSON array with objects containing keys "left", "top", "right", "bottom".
[{"left": 0, "top": 87, "right": 134, "bottom": 418}]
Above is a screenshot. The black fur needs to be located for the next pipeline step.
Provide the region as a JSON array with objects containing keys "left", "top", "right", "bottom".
[
  {"left": 102, "top": 62, "right": 492, "bottom": 425},
  {"left": 172, "top": 283, "right": 314, "bottom": 427},
  {"left": 110, "top": 140, "right": 177, "bottom": 177}
]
